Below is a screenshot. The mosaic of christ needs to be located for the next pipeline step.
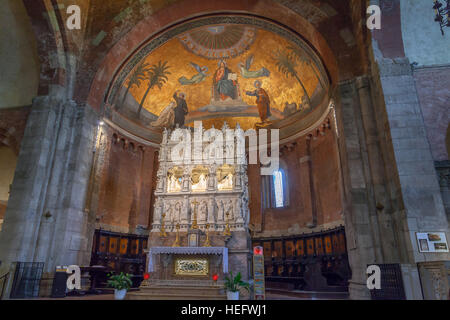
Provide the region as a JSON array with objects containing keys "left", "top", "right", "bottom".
[{"left": 115, "top": 24, "right": 328, "bottom": 130}]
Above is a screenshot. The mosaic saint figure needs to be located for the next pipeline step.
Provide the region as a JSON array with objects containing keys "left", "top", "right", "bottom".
[
  {"left": 213, "top": 60, "right": 238, "bottom": 101},
  {"left": 173, "top": 90, "right": 188, "bottom": 127},
  {"left": 150, "top": 101, "right": 175, "bottom": 128},
  {"left": 246, "top": 80, "right": 271, "bottom": 123}
]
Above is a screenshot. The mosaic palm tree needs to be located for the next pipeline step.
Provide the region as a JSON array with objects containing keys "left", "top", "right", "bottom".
[
  {"left": 118, "top": 62, "right": 151, "bottom": 110},
  {"left": 273, "top": 49, "right": 311, "bottom": 106},
  {"left": 287, "top": 45, "right": 326, "bottom": 90},
  {"left": 138, "top": 60, "right": 171, "bottom": 116}
]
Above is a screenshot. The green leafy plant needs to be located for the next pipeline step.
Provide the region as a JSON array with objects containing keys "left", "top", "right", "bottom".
[
  {"left": 224, "top": 271, "right": 250, "bottom": 293},
  {"left": 107, "top": 272, "right": 132, "bottom": 291},
  {"left": 287, "top": 45, "right": 326, "bottom": 90},
  {"left": 273, "top": 49, "right": 311, "bottom": 106},
  {"left": 137, "top": 60, "right": 171, "bottom": 116},
  {"left": 118, "top": 62, "right": 151, "bottom": 110}
]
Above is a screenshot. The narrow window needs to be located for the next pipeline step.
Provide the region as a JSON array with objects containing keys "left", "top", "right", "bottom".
[{"left": 273, "top": 170, "right": 284, "bottom": 208}]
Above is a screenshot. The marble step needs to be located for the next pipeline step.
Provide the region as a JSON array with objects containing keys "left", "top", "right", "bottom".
[
  {"left": 132, "top": 286, "right": 225, "bottom": 296},
  {"left": 127, "top": 287, "right": 226, "bottom": 300}
]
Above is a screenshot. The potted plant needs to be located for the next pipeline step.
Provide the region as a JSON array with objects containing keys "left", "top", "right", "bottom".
[
  {"left": 224, "top": 271, "right": 250, "bottom": 300},
  {"left": 107, "top": 272, "right": 132, "bottom": 300}
]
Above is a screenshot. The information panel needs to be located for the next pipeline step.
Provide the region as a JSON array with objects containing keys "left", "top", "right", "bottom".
[
  {"left": 253, "top": 246, "right": 265, "bottom": 300},
  {"left": 416, "top": 232, "right": 448, "bottom": 253}
]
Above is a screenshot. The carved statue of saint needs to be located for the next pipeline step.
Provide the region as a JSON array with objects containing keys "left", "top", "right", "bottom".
[
  {"left": 167, "top": 204, "right": 174, "bottom": 223},
  {"left": 218, "top": 173, "right": 233, "bottom": 190},
  {"left": 167, "top": 174, "right": 181, "bottom": 192},
  {"left": 175, "top": 202, "right": 182, "bottom": 223},
  {"left": 199, "top": 201, "right": 208, "bottom": 222},
  {"left": 216, "top": 199, "right": 224, "bottom": 222},
  {"left": 226, "top": 199, "right": 234, "bottom": 220},
  {"left": 192, "top": 173, "right": 207, "bottom": 192}
]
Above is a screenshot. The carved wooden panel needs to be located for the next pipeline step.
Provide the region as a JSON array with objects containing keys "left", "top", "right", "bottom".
[
  {"left": 315, "top": 237, "right": 324, "bottom": 255},
  {"left": 296, "top": 239, "right": 305, "bottom": 256}
]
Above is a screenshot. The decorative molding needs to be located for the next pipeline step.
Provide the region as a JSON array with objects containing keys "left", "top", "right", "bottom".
[
  {"left": 279, "top": 100, "right": 335, "bottom": 144},
  {"left": 103, "top": 118, "right": 160, "bottom": 148}
]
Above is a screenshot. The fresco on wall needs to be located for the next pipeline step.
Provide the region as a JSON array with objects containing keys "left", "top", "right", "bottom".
[{"left": 115, "top": 24, "right": 328, "bottom": 130}]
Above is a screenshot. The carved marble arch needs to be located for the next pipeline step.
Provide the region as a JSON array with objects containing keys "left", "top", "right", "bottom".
[
  {"left": 217, "top": 164, "right": 235, "bottom": 191},
  {"left": 191, "top": 166, "right": 208, "bottom": 192},
  {"left": 167, "top": 166, "right": 183, "bottom": 193}
]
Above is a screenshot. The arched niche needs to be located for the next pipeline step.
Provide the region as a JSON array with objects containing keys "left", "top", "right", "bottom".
[
  {"left": 191, "top": 166, "right": 208, "bottom": 192},
  {"left": 217, "top": 164, "right": 235, "bottom": 191},
  {"left": 167, "top": 166, "right": 184, "bottom": 193}
]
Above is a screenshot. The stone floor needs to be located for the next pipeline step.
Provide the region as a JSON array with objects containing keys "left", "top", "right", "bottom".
[{"left": 26, "top": 290, "right": 349, "bottom": 300}]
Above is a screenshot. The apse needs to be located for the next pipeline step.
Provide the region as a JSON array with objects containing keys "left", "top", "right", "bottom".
[{"left": 105, "top": 15, "right": 331, "bottom": 142}]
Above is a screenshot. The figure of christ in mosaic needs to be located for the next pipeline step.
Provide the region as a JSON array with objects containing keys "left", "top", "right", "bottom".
[{"left": 213, "top": 60, "right": 239, "bottom": 101}]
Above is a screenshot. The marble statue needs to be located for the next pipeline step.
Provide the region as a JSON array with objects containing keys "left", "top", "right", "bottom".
[
  {"left": 217, "top": 173, "right": 233, "bottom": 190},
  {"left": 168, "top": 174, "right": 182, "bottom": 193}
]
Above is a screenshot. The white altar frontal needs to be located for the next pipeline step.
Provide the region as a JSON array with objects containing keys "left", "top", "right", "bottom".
[{"left": 131, "top": 124, "right": 252, "bottom": 300}]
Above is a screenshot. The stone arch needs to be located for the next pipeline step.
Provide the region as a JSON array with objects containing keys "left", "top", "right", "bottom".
[
  {"left": 85, "top": 0, "right": 342, "bottom": 112},
  {"left": 0, "top": 1, "right": 39, "bottom": 108},
  {"left": 22, "top": 0, "right": 72, "bottom": 95}
]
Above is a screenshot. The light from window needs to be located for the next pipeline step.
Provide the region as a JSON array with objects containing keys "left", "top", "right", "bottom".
[{"left": 273, "top": 170, "right": 284, "bottom": 208}]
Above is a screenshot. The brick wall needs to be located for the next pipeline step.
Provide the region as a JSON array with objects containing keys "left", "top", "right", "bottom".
[{"left": 96, "top": 129, "right": 157, "bottom": 234}]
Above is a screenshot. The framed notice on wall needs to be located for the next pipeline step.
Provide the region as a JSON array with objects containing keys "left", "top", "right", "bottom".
[{"left": 416, "top": 232, "right": 449, "bottom": 253}]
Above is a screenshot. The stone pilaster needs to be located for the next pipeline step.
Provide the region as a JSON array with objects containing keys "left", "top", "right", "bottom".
[
  {"left": 418, "top": 262, "right": 449, "bottom": 300},
  {"left": 376, "top": 58, "right": 449, "bottom": 263},
  {"left": 0, "top": 95, "right": 99, "bottom": 284}
]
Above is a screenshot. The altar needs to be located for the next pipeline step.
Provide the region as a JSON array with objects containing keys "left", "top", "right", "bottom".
[
  {"left": 127, "top": 125, "right": 252, "bottom": 300},
  {"left": 147, "top": 246, "right": 228, "bottom": 277}
]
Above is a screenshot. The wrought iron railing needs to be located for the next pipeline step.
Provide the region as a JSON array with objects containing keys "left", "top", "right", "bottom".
[
  {"left": 0, "top": 272, "right": 9, "bottom": 299},
  {"left": 368, "top": 264, "right": 406, "bottom": 300},
  {"left": 9, "top": 262, "right": 44, "bottom": 299}
]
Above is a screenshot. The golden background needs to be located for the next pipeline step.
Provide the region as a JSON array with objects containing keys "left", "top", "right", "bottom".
[{"left": 126, "top": 28, "right": 320, "bottom": 129}]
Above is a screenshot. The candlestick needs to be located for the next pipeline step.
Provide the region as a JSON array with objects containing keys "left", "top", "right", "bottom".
[
  {"left": 223, "top": 210, "right": 231, "bottom": 236},
  {"left": 203, "top": 224, "right": 211, "bottom": 247},
  {"left": 160, "top": 213, "right": 167, "bottom": 237},
  {"left": 172, "top": 224, "right": 181, "bottom": 247}
]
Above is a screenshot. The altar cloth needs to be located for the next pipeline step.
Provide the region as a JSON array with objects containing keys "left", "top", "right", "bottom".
[{"left": 147, "top": 247, "right": 228, "bottom": 273}]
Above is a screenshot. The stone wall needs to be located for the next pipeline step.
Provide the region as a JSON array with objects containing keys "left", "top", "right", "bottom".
[
  {"left": 0, "top": 106, "right": 31, "bottom": 155},
  {"left": 0, "top": 0, "right": 39, "bottom": 109},
  {"left": 400, "top": 0, "right": 450, "bottom": 67},
  {"left": 413, "top": 66, "right": 450, "bottom": 162}
]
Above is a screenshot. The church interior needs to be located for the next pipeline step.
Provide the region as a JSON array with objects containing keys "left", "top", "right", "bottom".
[{"left": 0, "top": 0, "right": 449, "bottom": 301}]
